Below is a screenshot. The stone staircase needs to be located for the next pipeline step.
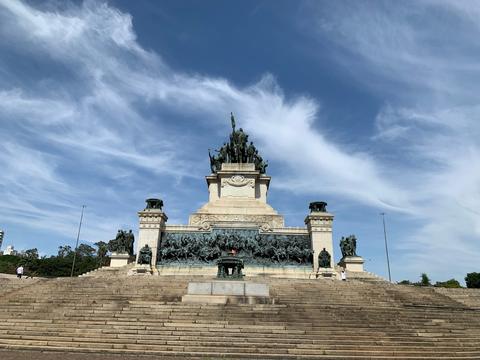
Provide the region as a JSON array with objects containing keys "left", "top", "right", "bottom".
[{"left": 0, "top": 274, "right": 479, "bottom": 359}]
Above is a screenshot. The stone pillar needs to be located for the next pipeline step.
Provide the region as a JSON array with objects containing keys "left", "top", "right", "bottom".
[
  {"left": 137, "top": 207, "right": 167, "bottom": 267},
  {"left": 305, "top": 203, "right": 334, "bottom": 273}
]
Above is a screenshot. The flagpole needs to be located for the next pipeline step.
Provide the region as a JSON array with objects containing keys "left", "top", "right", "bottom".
[{"left": 70, "top": 205, "right": 86, "bottom": 277}]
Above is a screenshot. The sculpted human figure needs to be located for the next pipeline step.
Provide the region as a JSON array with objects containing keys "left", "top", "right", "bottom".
[
  {"left": 318, "top": 248, "right": 331, "bottom": 268},
  {"left": 107, "top": 229, "right": 128, "bottom": 253},
  {"left": 138, "top": 244, "right": 152, "bottom": 265},
  {"left": 126, "top": 230, "right": 135, "bottom": 256},
  {"left": 340, "top": 235, "right": 357, "bottom": 258},
  {"left": 246, "top": 142, "right": 256, "bottom": 163}
]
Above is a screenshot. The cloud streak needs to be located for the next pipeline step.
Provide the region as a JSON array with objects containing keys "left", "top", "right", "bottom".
[{"left": 0, "top": 0, "right": 477, "bottom": 282}]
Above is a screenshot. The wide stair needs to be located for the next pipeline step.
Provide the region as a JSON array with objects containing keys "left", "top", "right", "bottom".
[{"left": 0, "top": 275, "right": 479, "bottom": 359}]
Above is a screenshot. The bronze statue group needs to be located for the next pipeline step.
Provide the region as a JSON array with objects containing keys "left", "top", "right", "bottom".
[{"left": 209, "top": 113, "right": 268, "bottom": 173}]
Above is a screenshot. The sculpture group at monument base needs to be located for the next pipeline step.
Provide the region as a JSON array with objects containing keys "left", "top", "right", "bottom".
[{"left": 182, "top": 280, "right": 271, "bottom": 305}]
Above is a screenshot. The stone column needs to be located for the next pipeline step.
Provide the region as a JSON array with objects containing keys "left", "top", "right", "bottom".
[
  {"left": 305, "top": 205, "right": 334, "bottom": 272},
  {"left": 137, "top": 208, "right": 168, "bottom": 267}
]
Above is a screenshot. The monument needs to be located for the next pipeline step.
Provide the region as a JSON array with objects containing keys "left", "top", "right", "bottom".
[
  {"left": 338, "top": 234, "right": 365, "bottom": 272},
  {"left": 107, "top": 229, "right": 134, "bottom": 267},
  {"left": 133, "top": 114, "right": 366, "bottom": 279}
]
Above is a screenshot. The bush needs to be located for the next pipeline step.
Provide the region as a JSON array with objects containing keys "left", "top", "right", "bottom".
[
  {"left": 418, "top": 273, "right": 431, "bottom": 286},
  {"left": 465, "top": 272, "right": 480, "bottom": 288},
  {"left": 398, "top": 280, "right": 411, "bottom": 285},
  {"left": 0, "top": 255, "right": 22, "bottom": 274},
  {"left": 434, "top": 279, "right": 462, "bottom": 288},
  {"left": 0, "top": 242, "right": 108, "bottom": 277}
]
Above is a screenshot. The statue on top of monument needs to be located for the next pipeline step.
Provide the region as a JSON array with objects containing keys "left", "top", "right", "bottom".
[
  {"left": 208, "top": 113, "right": 268, "bottom": 174},
  {"left": 340, "top": 235, "right": 357, "bottom": 258}
]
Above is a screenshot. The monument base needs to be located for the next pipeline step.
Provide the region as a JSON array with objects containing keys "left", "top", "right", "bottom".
[
  {"left": 338, "top": 256, "right": 365, "bottom": 272},
  {"left": 315, "top": 268, "right": 337, "bottom": 279},
  {"left": 127, "top": 264, "right": 153, "bottom": 276},
  {"left": 110, "top": 253, "right": 130, "bottom": 268},
  {"left": 182, "top": 280, "right": 271, "bottom": 304},
  {"left": 157, "top": 264, "right": 312, "bottom": 278}
]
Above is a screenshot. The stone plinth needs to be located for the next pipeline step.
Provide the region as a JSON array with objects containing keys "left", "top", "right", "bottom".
[
  {"left": 305, "top": 211, "right": 334, "bottom": 272},
  {"left": 189, "top": 163, "right": 284, "bottom": 231},
  {"left": 127, "top": 264, "right": 153, "bottom": 276},
  {"left": 109, "top": 253, "right": 129, "bottom": 268},
  {"left": 182, "top": 280, "right": 270, "bottom": 304},
  {"left": 338, "top": 256, "right": 365, "bottom": 272},
  {"left": 137, "top": 208, "right": 168, "bottom": 266}
]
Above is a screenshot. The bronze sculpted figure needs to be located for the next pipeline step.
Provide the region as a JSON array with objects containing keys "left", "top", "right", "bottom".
[
  {"left": 107, "top": 229, "right": 134, "bottom": 256},
  {"left": 309, "top": 201, "right": 327, "bottom": 213},
  {"left": 318, "top": 248, "right": 331, "bottom": 268},
  {"left": 138, "top": 244, "right": 152, "bottom": 265},
  {"left": 340, "top": 235, "right": 357, "bottom": 258},
  {"left": 208, "top": 113, "right": 268, "bottom": 173},
  {"left": 145, "top": 198, "right": 163, "bottom": 210}
]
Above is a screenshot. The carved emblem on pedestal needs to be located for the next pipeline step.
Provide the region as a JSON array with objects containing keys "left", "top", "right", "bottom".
[{"left": 221, "top": 175, "right": 254, "bottom": 188}]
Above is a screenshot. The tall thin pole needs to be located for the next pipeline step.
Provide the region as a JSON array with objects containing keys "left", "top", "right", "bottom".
[
  {"left": 70, "top": 205, "right": 86, "bottom": 277},
  {"left": 380, "top": 212, "right": 392, "bottom": 282}
]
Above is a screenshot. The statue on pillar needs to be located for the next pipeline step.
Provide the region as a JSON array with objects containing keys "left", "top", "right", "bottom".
[
  {"left": 309, "top": 201, "right": 327, "bottom": 213},
  {"left": 318, "top": 248, "right": 331, "bottom": 268},
  {"left": 340, "top": 235, "right": 357, "bottom": 258},
  {"left": 145, "top": 198, "right": 163, "bottom": 210}
]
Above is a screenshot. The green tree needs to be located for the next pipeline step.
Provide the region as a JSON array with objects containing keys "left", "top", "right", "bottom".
[
  {"left": 417, "top": 273, "right": 431, "bottom": 286},
  {"left": 58, "top": 245, "right": 73, "bottom": 258},
  {"left": 22, "top": 248, "right": 39, "bottom": 260},
  {"left": 77, "top": 243, "right": 96, "bottom": 257},
  {"left": 465, "top": 272, "right": 480, "bottom": 288},
  {"left": 434, "top": 279, "right": 461, "bottom": 288}
]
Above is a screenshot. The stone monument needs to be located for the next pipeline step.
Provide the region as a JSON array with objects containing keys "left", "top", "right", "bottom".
[
  {"left": 108, "top": 229, "right": 134, "bottom": 267},
  {"left": 338, "top": 234, "right": 365, "bottom": 272},
  {"left": 133, "top": 114, "right": 367, "bottom": 280}
]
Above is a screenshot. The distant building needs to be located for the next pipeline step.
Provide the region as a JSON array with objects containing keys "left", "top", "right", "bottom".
[
  {"left": 0, "top": 229, "right": 4, "bottom": 250},
  {"left": 3, "top": 245, "right": 15, "bottom": 256}
]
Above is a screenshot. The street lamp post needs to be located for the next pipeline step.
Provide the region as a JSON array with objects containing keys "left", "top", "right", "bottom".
[
  {"left": 380, "top": 212, "right": 392, "bottom": 282},
  {"left": 70, "top": 205, "right": 86, "bottom": 277}
]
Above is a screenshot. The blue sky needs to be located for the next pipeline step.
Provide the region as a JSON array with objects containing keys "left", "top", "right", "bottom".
[{"left": 1, "top": 0, "right": 479, "bottom": 283}]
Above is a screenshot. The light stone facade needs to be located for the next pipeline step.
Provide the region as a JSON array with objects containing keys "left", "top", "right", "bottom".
[
  {"left": 188, "top": 163, "right": 284, "bottom": 231},
  {"left": 136, "top": 209, "right": 167, "bottom": 267},
  {"left": 305, "top": 212, "right": 335, "bottom": 272}
]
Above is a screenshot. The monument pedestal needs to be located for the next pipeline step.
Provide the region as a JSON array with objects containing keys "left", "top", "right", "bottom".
[
  {"left": 338, "top": 256, "right": 365, "bottom": 272},
  {"left": 315, "top": 268, "right": 337, "bottom": 279},
  {"left": 182, "top": 281, "right": 270, "bottom": 305},
  {"left": 109, "top": 253, "right": 129, "bottom": 268},
  {"left": 127, "top": 264, "right": 153, "bottom": 276}
]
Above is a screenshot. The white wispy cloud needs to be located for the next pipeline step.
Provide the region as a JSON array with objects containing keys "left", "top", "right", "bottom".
[
  {"left": 1, "top": 0, "right": 476, "bottom": 282},
  {"left": 307, "top": 0, "right": 480, "bottom": 280}
]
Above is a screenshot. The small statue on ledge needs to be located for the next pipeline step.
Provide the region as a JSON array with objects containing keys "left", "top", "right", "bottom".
[
  {"left": 318, "top": 248, "right": 331, "bottom": 268},
  {"left": 138, "top": 244, "right": 152, "bottom": 265}
]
